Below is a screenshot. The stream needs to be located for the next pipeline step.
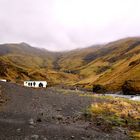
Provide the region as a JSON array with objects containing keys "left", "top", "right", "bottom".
[{"left": 105, "top": 92, "right": 140, "bottom": 101}]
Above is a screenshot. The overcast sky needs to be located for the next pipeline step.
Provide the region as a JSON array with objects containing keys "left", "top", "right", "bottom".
[{"left": 0, "top": 0, "right": 140, "bottom": 51}]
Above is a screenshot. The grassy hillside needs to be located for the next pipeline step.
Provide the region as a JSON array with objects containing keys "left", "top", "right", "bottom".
[
  {"left": 1, "top": 37, "right": 140, "bottom": 91},
  {"left": 0, "top": 43, "right": 55, "bottom": 68},
  {"left": 58, "top": 45, "right": 102, "bottom": 71},
  {"left": 0, "top": 43, "right": 79, "bottom": 84},
  {"left": 75, "top": 37, "right": 140, "bottom": 91}
]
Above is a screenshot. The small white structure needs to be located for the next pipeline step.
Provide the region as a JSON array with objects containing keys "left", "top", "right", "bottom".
[
  {"left": 0, "top": 79, "right": 7, "bottom": 82},
  {"left": 24, "top": 81, "right": 47, "bottom": 88}
]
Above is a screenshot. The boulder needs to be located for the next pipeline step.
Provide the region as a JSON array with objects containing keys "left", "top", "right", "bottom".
[
  {"left": 92, "top": 84, "right": 107, "bottom": 93},
  {"left": 122, "top": 80, "right": 140, "bottom": 95}
]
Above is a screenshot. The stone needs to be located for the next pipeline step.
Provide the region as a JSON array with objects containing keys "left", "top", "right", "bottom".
[
  {"left": 29, "top": 125, "right": 35, "bottom": 129},
  {"left": 36, "top": 117, "right": 42, "bottom": 123},
  {"left": 42, "top": 138, "right": 47, "bottom": 140},
  {"left": 53, "top": 104, "right": 56, "bottom": 107},
  {"left": 0, "top": 99, "right": 5, "bottom": 103},
  {"left": 40, "top": 112, "right": 44, "bottom": 116},
  {"left": 16, "top": 128, "right": 21, "bottom": 133},
  {"left": 81, "top": 137, "right": 86, "bottom": 140},
  {"left": 24, "top": 137, "right": 30, "bottom": 140},
  {"left": 56, "top": 108, "right": 62, "bottom": 111},
  {"left": 71, "top": 135, "right": 75, "bottom": 139},
  {"left": 40, "top": 136, "right": 48, "bottom": 140},
  {"left": 29, "top": 118, "right": 34, "bottom": 125},
  {"left": 31, "top": 134, "right": 39, "bottom": 140},
  {"left": 56, "top": 115, "right": 63, "bottom": 120}
]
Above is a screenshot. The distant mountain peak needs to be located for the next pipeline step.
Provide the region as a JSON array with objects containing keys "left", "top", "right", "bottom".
[{"left": 20, "top": 42, "right": 31, "bottom": 47}]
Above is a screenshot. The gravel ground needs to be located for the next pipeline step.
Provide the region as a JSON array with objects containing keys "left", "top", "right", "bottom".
[{"left": 0, "top": 82, "right": 130, "bottom": 140}]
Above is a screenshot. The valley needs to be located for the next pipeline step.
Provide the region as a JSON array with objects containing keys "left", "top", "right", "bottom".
[
  {"left": 0, "top": 37, "right": 140, "bottom": 139},
  {"left": 1, "top": 0, "right": 140, "bottom": 139},
  {"left": 1, "top": 37, "right": 140, "bottom": 93}
]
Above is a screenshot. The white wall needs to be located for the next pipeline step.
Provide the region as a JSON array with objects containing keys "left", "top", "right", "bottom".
[
  {"left": 24, "top": 81, "right": 47, "bottom": 88},
  {"left": 0, "top": 79, "right": 7, "bottom": 82}
]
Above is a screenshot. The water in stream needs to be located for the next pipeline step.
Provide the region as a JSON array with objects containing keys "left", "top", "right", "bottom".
[{"left": 106, "top": 94, "right": 140, "bottom": 101}]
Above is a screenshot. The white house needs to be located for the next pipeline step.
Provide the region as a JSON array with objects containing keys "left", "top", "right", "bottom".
[
  {"left": 0, "top": 79, "right": 7, "bottom": 82},
  {"left": 24, "top": 81, "right": 47, "bottom": 88}
]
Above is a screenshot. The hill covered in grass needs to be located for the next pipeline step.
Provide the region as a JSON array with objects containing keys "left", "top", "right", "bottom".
[
  {"left": 1, "top": 37, "right": 140, "bottom": 92},
  {"left": 75, "top": 37, "right": 140, "bottom": 91},
  {"left": 0, "top": 43, "right": 79, "bottom": 85}
]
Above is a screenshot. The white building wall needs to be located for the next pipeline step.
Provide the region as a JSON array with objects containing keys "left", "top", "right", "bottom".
[
  {"left": 0, "top": 79, "right": 7, "bottom": 82},
  {"left": 24, "top": 81, "right": 47, "bottom": 88}
]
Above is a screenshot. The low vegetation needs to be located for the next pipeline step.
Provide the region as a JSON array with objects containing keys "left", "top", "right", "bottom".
[{"left": 83, "top": 97, "right": 140, "bottom": 139}]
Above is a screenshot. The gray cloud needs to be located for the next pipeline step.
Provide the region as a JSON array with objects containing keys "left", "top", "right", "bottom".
[{"left": 0, "top": 0, "right": 140, "bottom": 51}]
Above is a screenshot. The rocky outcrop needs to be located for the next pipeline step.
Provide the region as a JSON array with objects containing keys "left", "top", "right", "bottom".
[
  {"left": 92, "top": 84, "right": 107, "bottom": 93},
  {"left": 122, "top": 80, "right": 140, "bottom": 95}
]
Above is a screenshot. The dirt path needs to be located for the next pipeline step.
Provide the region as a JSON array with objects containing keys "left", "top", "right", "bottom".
[{"left": 0, "top": 82, "right": 129, "bottom": 140}]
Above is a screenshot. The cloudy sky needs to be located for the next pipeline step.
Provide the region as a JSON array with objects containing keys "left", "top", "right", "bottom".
[{"left": 0, "top": 0, "right": 140, "bottom": 51}]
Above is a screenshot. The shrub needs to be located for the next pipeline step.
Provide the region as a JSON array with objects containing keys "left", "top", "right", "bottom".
[{"left": 92, "top": 84, "right": 107, "bottom": 93}]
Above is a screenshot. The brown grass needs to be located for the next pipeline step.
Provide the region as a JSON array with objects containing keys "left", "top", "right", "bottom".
[{"left": 83, "top": 97, "right": 140, "bottom": 138}]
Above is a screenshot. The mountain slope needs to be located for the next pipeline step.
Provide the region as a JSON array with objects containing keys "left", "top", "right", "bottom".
[
  {"left": 0, "top": 43, "right": 79, "bottom": 84},
  {"left": 58, "top": 45, "right": 102, "bottom": 71},
  {"left": 0, "top": 43, "right": 55, "bottom": 68},
  {"left": 75, "top": 37, "right": 140, "bottom": 90},
  {"left": 1, "top": 37, "right": 140, "bottom": 91}
]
